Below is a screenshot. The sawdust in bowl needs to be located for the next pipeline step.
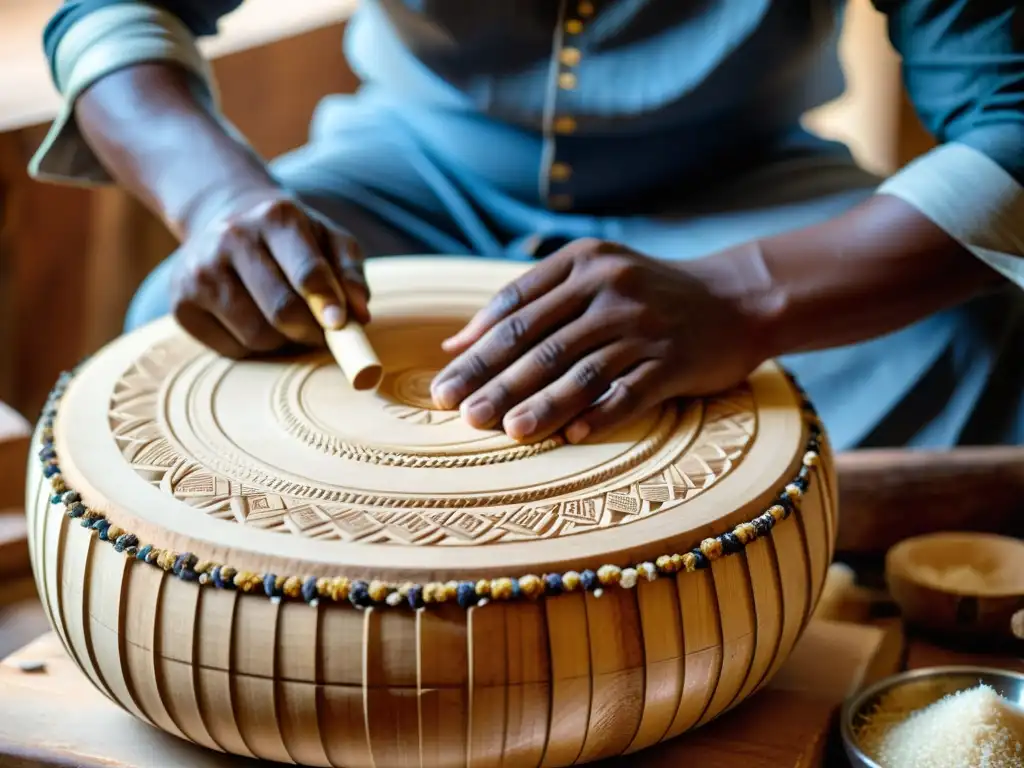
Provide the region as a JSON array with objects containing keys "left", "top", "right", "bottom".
[{"left": 857, "top": 683, "right": 1024, "bottom": 767}]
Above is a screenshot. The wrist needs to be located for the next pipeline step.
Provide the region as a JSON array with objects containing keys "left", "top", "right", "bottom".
[
  {"left": 677, "top": 242, "right": 789, "bottom": 364},
  {"left": 176, "top": 175, "right": 284, "bottom": 240}
]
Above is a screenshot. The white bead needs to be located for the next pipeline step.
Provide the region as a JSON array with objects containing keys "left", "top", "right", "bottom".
[
  {"left": 802, "top": 451, "right": 819, "bottom": 467},
  {"left": 593, "top": 588, "right": 604, "bottom": 598},
  {"left": 477, "top": 598, "right": 490, "bottom": 607},
  {"left": 270, "top": 596, "right": 282, "bottom": 605},
  {"left": 309, "top": 599, "right": 320, "bottom": 608},
  {"left": 385, "top": 592, "right": 403, "bottom": 607},
  {"left": 785, "top": 483, "right": 802, "bottom": 499},
  {"left": 638, "top": 562, "right": 657, "bottom": 582},
  {"left": 620, "top": 568, "right": 638, "bottom": 589}
]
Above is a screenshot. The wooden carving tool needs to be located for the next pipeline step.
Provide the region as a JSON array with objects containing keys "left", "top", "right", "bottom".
[{"left": 306, "top": 292, "right": 383, "bottom": 391}]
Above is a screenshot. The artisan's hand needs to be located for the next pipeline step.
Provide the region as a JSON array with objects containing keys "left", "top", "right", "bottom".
[
  {"left": 170, "top": 189, "right": 370, "bottom": 358},
  {"left": 431, "top": 238, "right": 761, "bottom": 443}
]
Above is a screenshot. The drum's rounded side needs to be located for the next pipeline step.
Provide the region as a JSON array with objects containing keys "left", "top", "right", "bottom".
[{"left": 26, "top": 414, "right": 836, "bottom": 768}]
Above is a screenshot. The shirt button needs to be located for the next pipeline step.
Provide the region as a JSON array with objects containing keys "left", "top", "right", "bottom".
[
  {"left": 560, "top": 47, "right": 582, "bottom": 67},
  {"left": 578, "top": 1, "right": 595, "bottom": 17},
  {"left": 551, "top": 162, "right": 573, "bottom": 182},
  {"left": 558, "top": 72, "right": 578, "bottom": 90},
  {"left": 566, "top": 19, "right": 583, "bottom": 34},
  {"left": 549, "top": 194, "right": 574, "bottom": 210},
  {"left": 554, "top": 116, "right": 577, "bottom": 134}
]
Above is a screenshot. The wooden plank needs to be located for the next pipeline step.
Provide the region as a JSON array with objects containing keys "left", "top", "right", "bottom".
[{"left": 835, "top": 447, "right": 1024, "bottom": 558}]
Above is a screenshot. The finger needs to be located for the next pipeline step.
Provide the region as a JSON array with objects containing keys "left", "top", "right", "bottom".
[
  {"left": 441, "top": 255, "right": 574, "bottom": 353},
  {"left": 563, "top": 359, "right": 664, "bottom": 444},
  {"left": 456, "top": 313, "right": 621, "bottom": 429},
  {"left": 501, "top": 342, "right": 647, "bottom": 442},
  {"left": 205, "top": 268, "right": 290, "bottom": 353},
  {"left": 260, "top": 208, "right": 348, "bottom": 330},
  {"left": 325, "top": 229, "right": 371, "bottom": 324},
  {"left": 174, "top": 301, "right": 248, "bottom": 359},
  {"left": 230, "top": 243, "right": 323, "bottom": 347},
  {"left": 431, "top": 282, "right": 587, "bottom": 410}
]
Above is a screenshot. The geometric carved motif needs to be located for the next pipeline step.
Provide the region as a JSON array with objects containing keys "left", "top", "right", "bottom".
[{"left": 108, "top": 338, "right": 757, "bottom": 546}]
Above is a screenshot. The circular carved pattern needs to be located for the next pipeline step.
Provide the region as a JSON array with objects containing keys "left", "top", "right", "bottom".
[
  {"left": 107, "top": 334, "right": 758, "bottom": 546},
  {"left": 273, "top": 361, "right": 566, "bottom": 467}
]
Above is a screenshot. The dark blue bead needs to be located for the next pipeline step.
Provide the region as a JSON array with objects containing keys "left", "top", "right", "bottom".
[
  {"left": 211, "top": 566, "right": 224, "bottom": 589},
  {"left": 456, "top": 582, "right": 478, "bottom": 608},
  {"left": 301, "top": 577, "right": 319, "bottom": 604},
  {"left": 43, "top": 464, "right": 59, "bottom": 478},
  {"left": 720, "top": 533, "right": 743, "bottom": 555},
  {"left": 263, "top": 573, "right": 280, "bottom": 598},
  {"left": 50, "top": 494, "right": 62, "bottom": 505},
  {"left": 63, "top": 490, "right": 80, "bottom": 505},
  {"left": 349, "top": 581, "right": 371, "bottom": 608},
  {"left": 39, "top": 447, "right": 55, "bottom": 461},
  {"left": 137, "top": 544, "right": 152, "bottom": 561},
  {"left": 691, "top": 550, "right": 709, "bottom": 570},
  {"left": 510, "top": 579, "right": 521, "bottom": 599},
  {"left": 407, "top": 585, "right": 424, "bottom": 609},
  {"left": 753, "top": 515, "right": 772, "bottom": 536},
  {"left": 179, "top": 567, "right": 199, "bottom": 582},
  {"left": 777, "top": 495, "right": 794, "bottom": 518},
  {"left": 544, "top": 573, "right": 563, "bottom": 596},
  {"left": 68, "top": 503, "right": 85, "bottom": 518},
  {"left": 94, "top": 520, "right": 111, "bottom": 540},
  {"left": 580, "top": 570, "right": 598, "bottom": 591},
  {"left": 794, "top": 476, "right": 809, "bottom": 492},
  {"left": 114, "top": 534, "right": 138, "bottom": 553}
]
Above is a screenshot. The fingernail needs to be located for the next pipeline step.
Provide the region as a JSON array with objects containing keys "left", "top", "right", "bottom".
[
  {"left": 504, "top": 411, "right": 537, "bottom": 439},
  {"left": 308, "top": 293, "right": 346, "bottom": 330},
  {"left": 566, "top": 421, "right": 590, "bottom": 444},
  {"left": 461, "top": 398, "right": 495, "bottom": 427},
  {"left": 432, "top": 378, "right": 463, "bottom": 410},
  {"left": 322, "top": 303, "right": 346, "bottom": 330}
]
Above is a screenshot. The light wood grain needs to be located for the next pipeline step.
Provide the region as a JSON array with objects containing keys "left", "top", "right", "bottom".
[
  {"left": 0, "top": 618, "right": 898, "bottom": 768},
  {"left": 24, "top": 257, "right": 838, "bottom": 766}
]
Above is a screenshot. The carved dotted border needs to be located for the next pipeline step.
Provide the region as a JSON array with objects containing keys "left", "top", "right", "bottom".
[{"left": 36, "top": 365, "right": 823, "bottom": 611}]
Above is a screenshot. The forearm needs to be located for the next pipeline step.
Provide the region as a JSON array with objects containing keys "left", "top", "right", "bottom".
[
  {"left": 76, "top": 63, "right": 275, "bottom": 239},
  {"left": 688, "top": 194, "right": 1004, "bottom": 360}
]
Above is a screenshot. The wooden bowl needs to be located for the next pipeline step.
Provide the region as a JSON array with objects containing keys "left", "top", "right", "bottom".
[
  {"left": 25, "top": 257, "right": 837, "bottom": 767},
  {"left": 886, "top": 532, "right": 1024, "bottom": 643}
]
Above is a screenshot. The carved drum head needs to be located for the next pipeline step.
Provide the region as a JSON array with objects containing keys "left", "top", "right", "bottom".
[{"left": 54, "top": 257, "right": 806, "bottom": 583}]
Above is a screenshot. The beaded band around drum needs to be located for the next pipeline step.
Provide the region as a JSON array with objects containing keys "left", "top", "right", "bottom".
[{"left": 36, "top": 366, "right": 824, "bottom": 611}]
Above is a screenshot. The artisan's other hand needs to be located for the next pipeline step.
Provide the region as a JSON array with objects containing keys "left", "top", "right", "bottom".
[
  {"left": 431, "top": 238, "right": 761, "bottom": 443},
  {"left": 171, "top": 190, "right": 370, "bottom": 358}
]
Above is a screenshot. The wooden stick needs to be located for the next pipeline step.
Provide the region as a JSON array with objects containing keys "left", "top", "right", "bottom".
[
  {"left": 834, "top": 446, "right": 1024, "bottom": 557},
  {"left": 306, "top": 292, "right": 382, "bottom": 391}
]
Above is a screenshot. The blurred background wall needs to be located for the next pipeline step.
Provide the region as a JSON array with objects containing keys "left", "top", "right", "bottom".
[{"left": 0, "top": 0, "right": 936, "bottom": 421}]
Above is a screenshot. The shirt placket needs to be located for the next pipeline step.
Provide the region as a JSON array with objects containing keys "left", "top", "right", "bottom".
[{"left": 539, "top": 0, "right": 594, "bottom": 212}]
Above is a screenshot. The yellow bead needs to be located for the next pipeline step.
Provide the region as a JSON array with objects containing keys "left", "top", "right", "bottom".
[
  {"left": 656, "top": 555, "right": 675, "bottom": 573},
  {"left": 106, "top": 525, "right": 124, "bottom": 541},
  {"left": 491, "top": 578, "right": 514, "bottom": 600},
  {"left": 157, "top": 550, "right": 177, "bottom": 570},
  {"left": 803, "top": 451, "right": 819, "bottom": 467},
  {"left": 669, "top": 554, "right": 684, "bottom": 572},
  {"left": 637, "top": 562, "right": 657, "bottom": 582},
  {"left": 769, "top": 504, "right": 786, "bottom": 523},
  {"left": 443, "top": 581, "right": 459, "bottom": 601},
  {"left": 562, "top": 571, "right": 580, "bottom": 591},
  {"left": 681, "top": 552, "right": 697, "bottom": 572},
  {"left": 700, "top": 538, "right": 723, "bottom": 561},
  {"left": 566, "top": 18, "right": 583, "bottom": 34},
  {"left": 368, "top": 580, "right": 389, "bottom": 602},
  {"left": 597, "top": 565, "right": 622, "bottom": 586},
  {"left": 283, "top": 576, "right": 303, "bottom": 598},
  {"left": 560, "top": 47, "right": 581, "bottom": 66},
  {"left": 785, "top": 483, "right": 802, "bottom": 500},
  {"left": 519, "top": 574, "right": 544, "bottom": 599},
  {"left": 316, "top": 577, "right": 330, "bottom": 596},
  {"left": 328, "top": 577, "right": 350, "bottom": 602},
  {"left": 475, "top": 579, "right": 491, "bottom": 597},
  {"left": 733, "top": 523, "right": 756, "bottom": 544}
]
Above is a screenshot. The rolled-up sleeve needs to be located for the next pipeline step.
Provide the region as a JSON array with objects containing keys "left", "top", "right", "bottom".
[
  {"left": 30, "top": 0, "right": 243, "bottom": 185},
  {"left": 873, "top": 0, "right": 1024, "bottom": 289}
]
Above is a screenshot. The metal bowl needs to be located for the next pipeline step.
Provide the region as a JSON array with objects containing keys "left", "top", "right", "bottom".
[{"left": 840, "top": 665, "right": 1024, "bottom": 767}]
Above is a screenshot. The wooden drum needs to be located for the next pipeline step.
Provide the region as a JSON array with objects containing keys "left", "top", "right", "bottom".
[{"left": 26, "top": 257, "right": 837, "bottom": 767}]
